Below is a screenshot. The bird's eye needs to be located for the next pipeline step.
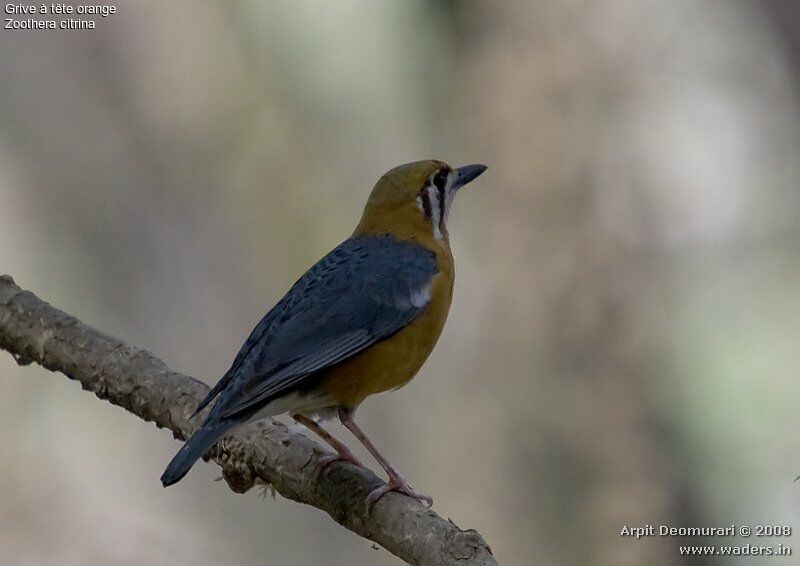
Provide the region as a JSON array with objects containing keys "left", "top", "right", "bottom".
[{"left": 432, "top": 169, "right": 449, "bottom": 192}]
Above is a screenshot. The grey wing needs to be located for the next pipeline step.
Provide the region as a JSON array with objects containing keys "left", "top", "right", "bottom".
[
  {"left": 192, "top": 307, "right": 281, "bottom": 416},
  {"left": 210, "top": 236, "right": 438, "bottom": 419}
]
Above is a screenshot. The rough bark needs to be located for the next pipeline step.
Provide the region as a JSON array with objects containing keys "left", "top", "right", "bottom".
[{"left": 0, "top": 274, "right": 496, "bottom": 566}]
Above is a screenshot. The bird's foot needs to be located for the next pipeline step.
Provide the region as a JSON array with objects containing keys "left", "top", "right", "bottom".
[
  {"left": 293, "top": 413, "right": 364, "bottom": 470},
  {"left": 367, "top": 476, "right": 433, "bottom": 509},
  {"left": 335, "top": 408, "right": 433, "bottom": 508}
]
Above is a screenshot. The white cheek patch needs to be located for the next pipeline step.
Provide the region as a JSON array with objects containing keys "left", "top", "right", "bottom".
[
  {"left": 444, "top": 169, "right": 458, "bottom": 214},
  {"left": 426, "top": 186, "right": 443, "bottom": 240},
  {"left": 419, "top": 172, "right": 458, "bottom": 240}
]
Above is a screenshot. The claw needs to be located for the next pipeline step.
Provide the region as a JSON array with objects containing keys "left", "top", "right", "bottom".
[
  {"left": 336, "top": 408, "right": 434, "bottom": 510},
  {"left": 366, "top": 477, "right": 433, "bottom": 509}
]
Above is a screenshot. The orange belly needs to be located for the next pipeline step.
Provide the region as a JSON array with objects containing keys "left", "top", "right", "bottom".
[{"left": 317, "top": 269, "right": 453, "bottom": 407}]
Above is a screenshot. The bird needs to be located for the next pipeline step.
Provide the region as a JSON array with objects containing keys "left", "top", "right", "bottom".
[{"left": 160, "top": 159, "right": 487, "bottom": 506}]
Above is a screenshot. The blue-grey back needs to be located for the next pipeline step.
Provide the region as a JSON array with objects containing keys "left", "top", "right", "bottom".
[{"left": 197, "top": 235, "right": 438, "bottom": 420}]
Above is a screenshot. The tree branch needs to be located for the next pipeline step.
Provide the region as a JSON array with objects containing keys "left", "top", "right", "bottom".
[{"left": 0, "top": 275, "right": 496, "bottom": 566}]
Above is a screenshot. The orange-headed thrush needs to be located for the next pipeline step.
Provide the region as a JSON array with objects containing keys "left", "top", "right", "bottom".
[{"left": 161, "top": 160, "right": 487, "bottom": 506}]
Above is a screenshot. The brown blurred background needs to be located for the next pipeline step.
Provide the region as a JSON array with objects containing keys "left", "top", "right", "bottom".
[{"left": 2, "top": 1, "right": 800, "bottom": 564}]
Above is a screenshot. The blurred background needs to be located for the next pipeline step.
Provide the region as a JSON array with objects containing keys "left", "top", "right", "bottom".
[{"left": 2, "top": 1, "right": 800, "bottom": 564}]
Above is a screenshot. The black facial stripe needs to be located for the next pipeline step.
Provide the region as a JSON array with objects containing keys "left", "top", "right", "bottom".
[
  {"left": 436, "top": 183, "right": 445, "bottom": 226},
  {"left": 431, "top": 168, "right": 449, "bottom": 227},
  {"left": 420, "top": 188, "right": 433, "bottom": 218},
  {"left": 432, "top": 169, "right": 448, "bottom": 191}
]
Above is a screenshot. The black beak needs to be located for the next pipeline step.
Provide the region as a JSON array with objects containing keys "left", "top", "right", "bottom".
[{"left": 453, "top": 164, "right": 488, "bottom": 190}]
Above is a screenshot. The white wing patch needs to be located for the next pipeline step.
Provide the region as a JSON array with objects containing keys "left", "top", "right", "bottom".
[
  {"left": 410, "top": 281, "right": 432, "bottom": 308},
  {"left": 375, "top": 280, "right": 432, "bottom": 309}
]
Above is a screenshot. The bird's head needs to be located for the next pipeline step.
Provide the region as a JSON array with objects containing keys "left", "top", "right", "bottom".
[{"left": 354, "top": 160, "right": 487, "bottom": 242}]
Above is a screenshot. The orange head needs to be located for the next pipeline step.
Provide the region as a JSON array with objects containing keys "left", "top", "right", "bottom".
[{"left": 354, "top": 160, "right": 487, "bottom": 243}]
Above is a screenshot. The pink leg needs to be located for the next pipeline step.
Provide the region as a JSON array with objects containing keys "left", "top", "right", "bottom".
[
  {"left": 293, "top": 414, "right": 363, "bottom": 469},
  {"left": 338, "top": 408, "right": 433, "bottom": 508}
]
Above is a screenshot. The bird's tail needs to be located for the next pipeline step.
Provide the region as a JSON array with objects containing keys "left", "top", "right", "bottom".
[{"left": 160, "top": 422, "right": 233, "bottom": 487}]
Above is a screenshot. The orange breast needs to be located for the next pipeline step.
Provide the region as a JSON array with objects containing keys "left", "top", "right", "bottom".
[{"left": 318, "top": 249, "right": 454, "bottom": 408}]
